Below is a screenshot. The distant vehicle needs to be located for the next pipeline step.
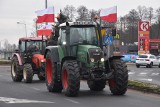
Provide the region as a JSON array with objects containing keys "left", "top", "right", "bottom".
[
  {"left": 136, "top": 54, "right": 160, "bottom": 68},
  {"left": 121, "top": 54, "right": 138, "bottom": 63},
  {"left": 11, "top": 37, "right": 47, "bottom": 83}
]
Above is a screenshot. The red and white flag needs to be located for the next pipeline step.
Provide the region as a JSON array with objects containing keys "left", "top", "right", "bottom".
[
  {"left": 100, "top": 6, "right": 117, "bottom": 23},
  {"left": 35, "top": 7, "right": 54, "bottom": 23},
  {"left": 37, "top": 24, "right": 53, "bottom": 37}
]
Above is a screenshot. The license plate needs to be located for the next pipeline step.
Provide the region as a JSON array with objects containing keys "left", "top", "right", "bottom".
[{"left": 140, "top": 59, "right": 144, "bottom": 61}]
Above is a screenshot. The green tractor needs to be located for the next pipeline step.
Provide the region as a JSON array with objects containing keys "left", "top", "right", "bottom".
[{"left": 44, "top": 21, "right": 128, "bottom": 97}]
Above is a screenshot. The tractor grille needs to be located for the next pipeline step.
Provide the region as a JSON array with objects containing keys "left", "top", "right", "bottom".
[{"left": 88, "top": 48, "right": 103, "bottom": 62}]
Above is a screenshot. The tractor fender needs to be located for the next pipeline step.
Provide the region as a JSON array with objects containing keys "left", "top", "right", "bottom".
[
  {"left": 44, "top": 46, "right": 60, "bottom": 62},
  {"left": 109, "top": 56, "right": 124, "bottom": 61},
  {"left": 12, "top": 53, "right": 22, "bottom": 65},
  {"left": 32, "top": 54, "right": 45, "bottom": 68},
  {"left": 61, "top": 56, "right": 76, "bottom": 67}
]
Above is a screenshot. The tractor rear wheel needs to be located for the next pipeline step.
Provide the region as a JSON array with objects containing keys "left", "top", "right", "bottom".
[
  {"left": 62, "top": 61, "right": 80, "bottom": 97},
  {"left": 108, "top": 59, "right": 128, "bottom": 95},
  {"left": 11, "top": 56, "right": 23, "bottom": 82},
  {"left": 45, "top": 51, "right": 62, "bottom": 92},
  {"left": 87, "top": 80, "right": 106, "bottom": 91},
  {"left": 23, "top": 63, "right": 33, "bottom": 83}
]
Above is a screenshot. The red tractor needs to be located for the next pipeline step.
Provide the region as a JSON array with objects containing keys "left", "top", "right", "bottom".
[{"left": 11, "top": 37, "right": 47, "bottom": 83}]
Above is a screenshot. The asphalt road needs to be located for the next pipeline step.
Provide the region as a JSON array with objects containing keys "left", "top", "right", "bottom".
[
  {"left": 127, "top": 64, "right": 160, "bottom": 85},
  {"left": 0, "top": 65, "right": 160, "bottom": 107}
]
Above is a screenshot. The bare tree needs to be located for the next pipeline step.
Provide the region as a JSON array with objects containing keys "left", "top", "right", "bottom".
[
  {"left": 137, "top": 5, "right": 147, "bottom": 20},
  {"left": 156, "top": 7, "right": 160, "bottom": 22},
  {"left": 63, "top": 5, "right": 76, "bottom": 21},
  {"left": 146, "top": 7, "right": 154, "bottom": 24},
  {"left": 30, "top": 18, "right": 37, "bottom": 37},
  {"left": 125, "top": 9, "right": 140, "bottom": 43},
  {"left": 156, "top": 7, "right": 160, "bottom": 38},
  {"left": 4, "top": 39, "right": 9, "bottom": 51},
  {"left": 89, "top": 9, "right": 99, "bottom": 20},
  {"left": 77, "top": 5, "right": 89, "bottom": 20}
]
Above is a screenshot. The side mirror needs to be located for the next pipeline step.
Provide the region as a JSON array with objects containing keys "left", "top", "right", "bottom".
[{"left": 112, "top": 28, "right": 116, "bottom": 36}]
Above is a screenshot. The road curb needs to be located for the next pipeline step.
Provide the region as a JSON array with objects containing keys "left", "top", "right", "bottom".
[{"left": 126, "top": 62, "right": 135, "bottom": 65}]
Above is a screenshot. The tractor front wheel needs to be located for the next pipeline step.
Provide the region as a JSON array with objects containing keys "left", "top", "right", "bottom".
[
  {"left": 62, "top": 61, "right": 80, "bottom": 97},
  {"left": 23, "top": 63, "right": 33, "bottom": 83},
  {"left": 108, "top": 59, "right": 128, "bottom": 95},
  {"left": 45, "top": 51, "right": 62, "bottom": 92},
  {"left": 11, "top": 56, "right": 23, "bottom": 82}
]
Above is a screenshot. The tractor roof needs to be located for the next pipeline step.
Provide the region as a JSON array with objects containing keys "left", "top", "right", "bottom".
[
  {"left": 59, "top": 21, "right": 97, "bottom": 27},
  {"left": 19, "top": 37, "right": 47, "bottom": 41}
]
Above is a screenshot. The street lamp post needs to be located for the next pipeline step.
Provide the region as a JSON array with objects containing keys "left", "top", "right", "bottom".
[
  {"left": 45, "top": 0, "right": 47, "bottom": 8},
  {"left": 17, "top": 22, "right": 27, "bottom": 37}
]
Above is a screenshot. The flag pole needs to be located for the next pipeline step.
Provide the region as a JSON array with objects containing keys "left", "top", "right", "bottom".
[{"left": 99, "top": 17, "right": 103, "bottom": 49}]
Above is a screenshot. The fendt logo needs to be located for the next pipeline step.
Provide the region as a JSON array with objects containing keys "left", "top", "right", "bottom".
[{"left": 139, "top": 21, "right": 150, "bottom": 31}]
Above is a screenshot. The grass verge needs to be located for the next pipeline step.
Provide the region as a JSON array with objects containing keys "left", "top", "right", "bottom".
[
  {"left": 0, "top": 60, "right": 11, "bottom": 65},
  {"left": 128, "top": 80, "right": 160, "bottom": 95}
]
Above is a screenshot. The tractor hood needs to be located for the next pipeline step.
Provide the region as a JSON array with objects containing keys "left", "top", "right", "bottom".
[
  {"left": 32, "top": 54, "right": 45, "bottom": 68},
  {"left": 78, "top": 45, "right": 100, "bottom": 52},
  {"left": 77, "top": 45, "right": 104, "bottom": 65}
]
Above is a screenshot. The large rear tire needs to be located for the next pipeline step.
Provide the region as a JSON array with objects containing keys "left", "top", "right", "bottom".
[
  {"left": 62, "top": 61, "right": 80, "bottom": 97},
  {"left": 23, "top": 63, "right": 33, "bottom": 83},
  {"left": 108, "top": 59, "right": 128, "bottom": 95},
  {"left": 87, "top": 80, "right": 106, "bottom": 91},
  {"left": 11, "top": 56, "right": 23, "bottom": 82},
  {"left": 45, "top": 51, "right": 63, "bottom": 92}
]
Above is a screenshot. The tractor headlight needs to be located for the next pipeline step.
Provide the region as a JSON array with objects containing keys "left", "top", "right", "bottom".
[
  {"left": 90, "top": 58, "right": 94, "bottom": 62},
  {"left": 41, "top": 60, "right": 45, "bottom": 62},
  {"left": 101, "top": 58, "right": 104, "bottom": 62}
]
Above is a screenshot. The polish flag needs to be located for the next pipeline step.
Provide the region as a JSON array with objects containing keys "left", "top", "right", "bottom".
[
  {"left": 100, "top": 6, "right": 117, "bottom": 23},
  {"left": 37, "top": 24, "right": 53, "bottom": 37},
  {"left": 35, "top": 7, "right": 54, "bottom": 23}
]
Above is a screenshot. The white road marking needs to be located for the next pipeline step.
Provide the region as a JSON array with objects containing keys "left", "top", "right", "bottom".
[
  {"left": 151, "top": 73, "right": 159, "bottom": 76},
  {"left": 128, "top": 72, "right": 135, "bottom": 75},
  {"left": 139, "top": 72, "right": 147, "bottom": 75},
  {"left": 32, "top": 87, "right": 41, "bottom": 91},
  {"left": 139, "top": 78, "right": 152, "bottom": 81},
  {"left": 65, "top": 98, "right": 79, "bottom": 104},
  {"left": 144, "top": 69, "right": 153, "bottom": 72},
  {"left": 0, "top": 97, "right": 55, "bottom": 104}
]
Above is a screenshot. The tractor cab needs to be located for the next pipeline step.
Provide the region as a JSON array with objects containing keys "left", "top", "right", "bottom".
[
  {"left": 58, "top": 22, "right": 98, "bottom": 46},
  {"left": 18, "top": 37, "right": 47, "bottom": 63},
  {"left": 58, "top": 22, "right": 99, "bottom": 57}
]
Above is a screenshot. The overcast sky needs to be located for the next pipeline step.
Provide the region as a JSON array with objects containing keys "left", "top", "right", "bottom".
[{"left": 0, "top": 0, "right": 160, "bottom": 46}]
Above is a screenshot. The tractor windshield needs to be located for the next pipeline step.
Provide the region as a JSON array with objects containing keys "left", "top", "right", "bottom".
[
  {"left": 70, "top": 26, "right": 98, "bottom": 45},
  {"left": 26, "top": 40, "right": 46, "bottom": 53}
]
